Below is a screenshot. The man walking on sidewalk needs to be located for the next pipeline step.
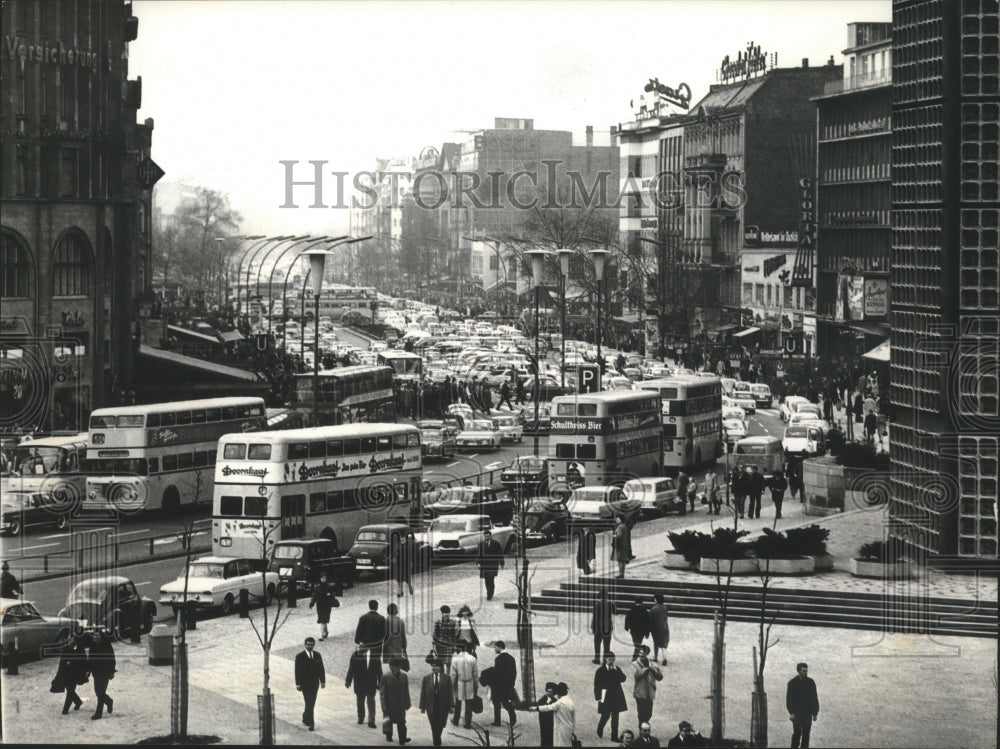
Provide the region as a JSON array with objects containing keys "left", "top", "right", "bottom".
[
  {"left": 346, "top": 644, "right": 382, "bottom": 728},
  {"left": 786, "top": 662, "right": 820, "bottom": 749},
  {"left": 419, "top": 658, "right": 454, "bottom": 747},
  {"left": 295, "top": 637, "right": 326, "bottom": 731},
  {"left": 477, "top": 530, "right": 505, "bottom": 601},
  {"left": 380, "top": 656, "right": 412, "bottom": 744},
  {"left": 747, "top": 465, "right": 765, "bottom": 519}
]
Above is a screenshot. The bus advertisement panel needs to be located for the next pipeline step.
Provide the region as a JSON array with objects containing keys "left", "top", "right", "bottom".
[
  {"left": 638, "top": 376, "right": 722, "bottom": 470},
  {"left": 83, "top": 397, "right": 267, "bottom": 515},
  {"left": 211, "top": 423, "right": 422, "bottom": 558},
  {"left": 547, "top": 391, "right": 663, "bottom": 492},
  {"left": 292, "top": 365, "right": 395, "bottom": 426}
]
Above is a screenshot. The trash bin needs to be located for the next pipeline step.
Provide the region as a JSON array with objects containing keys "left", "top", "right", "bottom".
[{"left": 147, "top": 624, "right": 174, "bottom": 666}]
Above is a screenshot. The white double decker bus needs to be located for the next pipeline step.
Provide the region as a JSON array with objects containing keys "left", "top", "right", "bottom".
[
  {"left": 83, "top": 397, "right": 267, "bottom": 514},
  {"left": 211, "top": 423, "right": 422, "bottom": 558},
  {"left": 638, "top": 375, "right": 723, "bottom": 471}
]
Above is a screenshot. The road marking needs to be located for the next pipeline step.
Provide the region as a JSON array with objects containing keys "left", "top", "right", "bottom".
[
  {"left": 447, "top": 462, "right": 460, "bottom": 468},
  {"left": 17, "top": 541, "right": 60, "bottom": 551},
  {"left": 113, "top": 528, "right": 153, "bottom": 537},
  {"left": 135, "top": 581, "right": 152, "bottom": 587},
  {"left": 152, "top": 530, "right": 207, "bottom": 546},
  {"left": 484, "top": 461, "right": 505, "bottom": 471}
]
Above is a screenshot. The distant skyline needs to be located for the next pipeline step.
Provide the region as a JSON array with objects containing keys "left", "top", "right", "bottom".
[{"left": 134, "top": 0, "right": 889, "bottom": 236}]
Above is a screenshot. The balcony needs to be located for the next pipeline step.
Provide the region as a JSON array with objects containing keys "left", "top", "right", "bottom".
[{"left": 823, "top": 69, "right": 891, "bottom": 95}]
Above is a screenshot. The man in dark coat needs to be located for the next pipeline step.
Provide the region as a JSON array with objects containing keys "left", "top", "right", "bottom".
[
  {"left": 747, "top": 465, "right": 765, "bottom": 519},
  {"left": 730, "top": 465, "right": 747, "bottom": 518},
  {"left": 590, "top": 588, "right": 617, "bottom": 664},
  {"left": 295, "top": 636, "right": 326, "bottom": 731},
  {"left": 477, "top": 530, "right": 505, "bottom": 601},
  {"left": 309, "top": 573, "right": 339, "bottom": 641},
  {"left": 54, "top": 637, "right": 88, "bottom": 714},
  {"left": 768, "top": 469, "right": 789, "bottom": 520},
  {"left": 624, "top": 598, "right": 651, "bottom": 660},
  {"left": 87, "top": 631, "right": 116, "bottom": 720},
  {"left": 576, "top": 529, "right": 597, "bottom": 576},
  {"left": 593, "top": 651, "right": 628, "bottom": 742},
  {"left": 346, "top": 644, "right": 382, "bottom": 728},
  {"left": 786, "top": 662, "right": 820, "bottom": 748},
  {"left": 0, "top": 561, "right": 22, "bottom": 598},
  {"left": 489, "top": 640, "right": 518, "bottom": 728},
  {"left": 432, "top": 605, "right": 459, "bottom": 671},
  {"left": 419, "top": 658, "right": 454, "bottom": 747},
  {"left": 355, "top": 599, "right": 387, "bottom": 657},
  {"left": 534, "top": 681, "right": 558, "bottom": 746},
  {"left": 380, "top": 656, "right": 412, "bottom": 745}
]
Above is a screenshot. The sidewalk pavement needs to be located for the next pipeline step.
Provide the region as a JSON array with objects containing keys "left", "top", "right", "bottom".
[{"left": 2, "top": 499, "right": 996, "bottom": 747}]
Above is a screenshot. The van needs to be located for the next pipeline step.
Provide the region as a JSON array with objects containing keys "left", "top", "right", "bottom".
[
  {"left": 269, "top": 538, "right": 357, "bottom": 592},
  {"left": 749, "top": 383, "right": 773, "bottom": 408},
  {"left": 623, "top": 477, "right": 686, "bottom": 516},
  {"left": 734, "top": 435, "right": 785, "bottom": 476}
]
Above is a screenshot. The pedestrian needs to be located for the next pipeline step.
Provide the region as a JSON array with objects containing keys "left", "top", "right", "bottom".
[
  {"left": 747, "top": 465, "right": 765, "bottom": 519},
  {"left": 393, "top": 531, "right": 417, "bottom": 597},
  {"left": 477, "top": 529, "right": 505, "bottom": 601},
  {"left": 449, "top": 641, "right": 479, "bottom": 729},
  {"left": 591, "top": 588, "right": 617, "bottom": 664},
  {"left": 648, "top": 593, "right": 671, "bottom": 665},
  {"left": 786, "top": 662, "right": 820, "bottom": 749},
  {"left": 665, "top": 720, "right": 706, "bottom": 747},
  {"left": 611, "top": 515, "right": 633, "bottom": 579},
  {"left": 384, "top": 602, "right": 409, "bottom": 669},
  {"left": 576, "top": 528, "right": 597, "bottom": 576},
  {"left": 498, "top": 380, "right": 514, "bottom": 410},
  {"left": 489, "top": 640, "right": 518, "bottom": 728},
  {"left": 624, "top": 598, "right": 651, "bottom": 661},
  {"left": 594, "top": 651, "right": 628, "bottom": 742},
  {"left": 419, "top": 657, "right": 454, "bottom": 747},
  {"left": 787, "top": 459, "right": 803, "bottom": 501},
  {"left": 380, "top": 656, "right": 412, "bottom": 745},
  {"left": 355, "top": 599, "right": 388, "bottom": 657},
  {"left": 620, "top": 728, "right": 636, "bottom": 747},
  {"left": 705, "top": 471, "right": 721, "bottom": 514},
  {"left": 634, "top": 722, "right": 661, "bottom": 747},
  {"left": 1, "top": 561, "right": 22, "bottom": 598},
  {"left": 768, "top": 469, "right": 788, "bottom": 520},
  {"left": 631, "top": 645, "right": 662, "bottom": 728},
  {"left": 534, "top": 681, "right": 559, "bottom": 746},
  {"left": 346, "top": 644, "right": 382, "bottom": 728},
  {"left": 53, "top": 635, "right": 87, "bottom": 714},
  {"left": 432, "top": 605, "right": 459, "bottom": 671},
  {"left": 864, "top": 410, "right": 878, "bottom": 446},
  {"left": 309, "top": 573, "right": 339, "bottom": 641},
  {"left": 686, "top": 475, "right": 699, "bottom": 513},
  {"left": 295, "top": 636, "right": 325, "bottom": 731},
  {"left": 514, "top": 376, "right": 526, "bottom": 405},
  {"left": 455, "top": 604, "right": 480, "bottom": 657},
  {"left": 730, "top": 464, "right": 747, "bottom": 518},
  {"left": 676, "top": 472, "right": 689, "bottom": 511},
  {"left": 87, "top": 631, "right": 115, "bottom": 720},
  {"left": 529, "top": 681, "right": 576, "bottom": 747}
]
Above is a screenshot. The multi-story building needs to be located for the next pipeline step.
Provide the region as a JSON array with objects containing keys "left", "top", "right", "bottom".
[
  {"left": 889, "top": 0, "right": 999, "bottom": 563},
  {"left": 1, "top": 0, "right": 158, "bottom": 432},
  {"left": 813, "top": 22, "right": 893, "bottom": 361}
]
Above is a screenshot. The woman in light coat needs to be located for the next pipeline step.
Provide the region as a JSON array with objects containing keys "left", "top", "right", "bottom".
[
  {"left": 533, "top": 682, "right": 576, "bottom": 747},
  {"left": 449, "top": 641, "right": 479, "bottom": 727}
]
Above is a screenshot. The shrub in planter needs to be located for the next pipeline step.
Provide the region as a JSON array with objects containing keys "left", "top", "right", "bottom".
[
  {"left": 836, "top": 442, "right": 890, "bottom": 470},
  {"left": 752, "top": 528, "right": 798, "bottom": 559},
  {"left": 856, "top": 538, "right": 906, "bottom": 562},
  {"left": 699, "top": 527, "right": 753, "bottom": 560},
  {"left": 784, "top": 524, "right": 830, "bottom": 556},
  {"left": 667, "top": 530, "right": 705, "bottom": 564}
]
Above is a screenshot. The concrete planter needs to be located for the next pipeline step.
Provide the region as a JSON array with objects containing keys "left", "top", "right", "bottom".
[
  {"left": 663, "top": 550, "right": 695, "bottom": 570},
  {"left": 753, "top": 556, "right": 815, "bottom": 575},
  {"left": 802, "top": 457, "right": 844, "bottom": 515},
  {"left": 698, "top": 557, "right": 759, "bottom": 575},
  {"left": 850, "top": 558, "right": 913, "bottom": 579},
  {"left": 809, "top": 552, "right": 835, "bottom": 572}
]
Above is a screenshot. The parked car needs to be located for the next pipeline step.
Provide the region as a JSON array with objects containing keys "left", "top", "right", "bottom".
[
  {"left": 0, "top": 493, "right": 71, "bottom": 536},
  {"left": 779, "top": 395, "right": 813, "bottom": 423},
  {"left": 423, "top": 485, "right": 515, "bottom": 526},
  {"left": 59, "top": 576, "right": 157, "bottom": 636},
  {"left": 520, "top": 498, "right": 571, "bottom": 544},
  {"left": 417, "top": 420, "right": 458, "bottom": 460},
  {"left": 749, "top": 383, "right": 773, "bottom": 408},
  {"left": 522, "top": 404, "right": 553, "bottom": 434},
  {"left": 1, "top": 598, "right": 75, "bottom": 664},
  {"left": 347, "top": 523, "right": 431, "bottom": 576},
  {"left": 782, "top": 424, "right": 826, "bottom": 458},
  {"left": 730, "top": 390, "right": 757, "bottom": 415},
  {"left": 158, "top": 556, "right": 278, "bottom": 617},
  {"left": 491, "top": 412, "right": 525, "bottom": 443},
  {"left": 790, "top": 403, "right": 824, "bottom": 423},
  {"left": 564, "top": 485, "right": 642, "bottom": 527},
  {"left": 455, "top": 419, "right": 502, "bottom": 451},
  {"left": 622, "top": 477, "right": 686, "bottom": 516},
  {"left": 415, "top": 514, "right": 517, "bottom": 557},
  {"left": 269, "top": 538, "right": 357, "bottom": 592},
  {"left": 500, "top": 455, "right": 549, "bottom": 498}
]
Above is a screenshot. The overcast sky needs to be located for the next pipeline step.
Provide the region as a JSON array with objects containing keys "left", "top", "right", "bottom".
[{"left": 133, "top": 0, "right": 888, "bottom": 236}]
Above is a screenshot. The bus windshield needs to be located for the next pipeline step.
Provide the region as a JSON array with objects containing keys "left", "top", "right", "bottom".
[{"left": 6, "top": 446, "right": 67, "bottom": 475}]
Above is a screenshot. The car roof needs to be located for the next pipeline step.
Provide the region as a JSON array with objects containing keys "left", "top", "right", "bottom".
[
  {"left": 357, "top": 523, "right": 411, "bottom": 532},
  {"left": 71, "top": 575, "right": 131, "bottom": 587},
  {"left": 191, "top": 556, "right": 248, "bottom": 565},
  {"left": 273, "top": 538, "right": 335, "bottom": 547},
  {"left": 0, "top": 597, "right": 35, "bottom": 609}
]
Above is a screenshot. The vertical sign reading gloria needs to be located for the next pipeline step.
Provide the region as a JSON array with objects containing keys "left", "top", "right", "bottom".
[{"left": 790, "top": 177, "right": 815, "bottom": 287}]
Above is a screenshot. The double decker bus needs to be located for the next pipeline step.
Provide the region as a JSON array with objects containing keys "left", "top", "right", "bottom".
[
  {"left": 637, "top": 375, "right": 723, "bottom": 471},
  {"left": 211, "top": 423, "right": 422, "bottom": 557},
  {"left": 292, "top": 365, "right": 395, "bottom": 426},
  {"left": 547, "top": 391, "right": 663, "bottom": 492},
  {"left": 83, "top": 397, "right": 267, "bottom": 514},
  {"left": 1, "top": 433, "right": 88, "bottom": 534},
  {"left": 377, "top": 351, "right": 423, "bottom": 383},
  {"left": 310, "top": 285, "right": 377, "bottom": 321}
]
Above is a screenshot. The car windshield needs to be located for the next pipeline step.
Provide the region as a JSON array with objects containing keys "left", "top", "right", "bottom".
[
  {"left": 420, "top": 429, "right": 444, "bottom": 438},
  {"left": 273, "top": 546, "right": 304, "bottom": 560},
  {"left": 189, "top": 563, "right": 226, "bottom": 579},
  {"left": 724, "top": 419, "right": 745, "bottom": 430},
  {"left": 511, "top": 458, "right": 545, "bottom": 472},
  {"left": 430, "top": 519, "right": 471, "bottom": 533},
  {"left": 356, "top": 530, "right": 387, "bottom": 542},
  {"left": 67, "top": 581, "right": 113, "bottom": 603},
  {"left": 785, "top": 427, "right": 808, "bottom": 438},
  {"left": 470, "top": 421, "right": 494, "bottom": 431}
]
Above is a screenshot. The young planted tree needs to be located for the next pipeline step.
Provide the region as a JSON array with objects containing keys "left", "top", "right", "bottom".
[{"left": 749, "top": 521, "right": 784, "bottom": 748}]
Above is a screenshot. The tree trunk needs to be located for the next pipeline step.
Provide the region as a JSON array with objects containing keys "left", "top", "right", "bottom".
[
  {"left": 516, "top": 555, "right": 535, "bottom": 704},
  {"left": 710, "top": 615, "right": 726, "bottom": 741},
  {"left": 751, "top": 678, "right": 768, "bottom": 748},
  {"left": 171, "top": 639, "right": 188, "bottom": 737}
]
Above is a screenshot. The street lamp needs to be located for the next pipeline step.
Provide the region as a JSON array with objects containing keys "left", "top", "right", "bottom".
[
  {"left": 255, "top": 235, "right": 311, "bottom": 323},
  {"left": 589, "top": 248, "right": 610, "bottom": 382},
  {"left": 526, "top": 249, "right": 553, "bottom": 444},
  {"left": 239, "top": 236, "right": 294, "bottom": 330},
  {"left": 264, "top": 236, "right": 346, "bottom": 334},
  {"left": 556, "top": 248, "right": 574, "bottom": 389},
  {"left": 303, "top": 247, "right": 333, "bottom": 426},
  {"left": 228, "top": 236, "right": 267, "bottom": 316}
]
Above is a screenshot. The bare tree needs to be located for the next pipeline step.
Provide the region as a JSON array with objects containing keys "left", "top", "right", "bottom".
[{"left": 750, "top": 519, "right": 783, "bottom": 748}]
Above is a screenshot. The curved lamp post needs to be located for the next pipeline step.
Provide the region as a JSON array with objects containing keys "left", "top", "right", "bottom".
[
  {"left": 556, "top": 248, "right": 574, "bottom": 389},
  {"left": 244, "top": 236, "right": 295, "bottom": 327},
  {"left": 266, "top": 236, "right": 346, "bottom": 334},
  {"left": 589, "top": 248, "right": 610, "bottom": 382},
  {"left": 254, "top": 235, "right": 312, "bottom": 324},
  {"left": 225, "top": 235, "right": 266, "bottom": 314},
  {"left": 303, "top": 247, "right": 334, "bottom": 426}
]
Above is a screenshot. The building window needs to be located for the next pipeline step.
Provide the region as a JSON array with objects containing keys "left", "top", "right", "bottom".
[
  {"left": 15, "top": 145, "right": 28, "bottom": 196},
  {"left": 743, "top": 282, "right": 753, "bottom": 305},
  {"left": 52, "top": 232, "right": 92, "bottom": 297},
  {"left": 1, "top": 232, "right": 32, "bottom": 298},
  {"left": 60, "top": 148, "right": 78, "bottom": 198},
  {"left": 755, "top": 283, "right": 764, "bottom": 304}
]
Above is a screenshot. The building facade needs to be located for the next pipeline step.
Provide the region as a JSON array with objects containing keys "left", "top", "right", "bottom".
[
  {"left": 889, "top": 0, "right": 999, "bottom": 562},
  {"left": 1, "top": 0, "right": 157, "bottom": 433},
  {"left": 813, "top": 22, "right": 893, "bottom": 361}
]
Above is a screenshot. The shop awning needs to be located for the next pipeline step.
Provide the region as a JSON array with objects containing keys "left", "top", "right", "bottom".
[
  {"left": 708, "top": 324, "right": 738, "bottom": 334},
  {"left": 733, "top": 326, "right": 761, "bottom": 339},
  {"left": 862, "top": 338, "right": 890, "bottom": 363},
  {"left": 846, "top": 320, "right": 891, "bottom": 336}
]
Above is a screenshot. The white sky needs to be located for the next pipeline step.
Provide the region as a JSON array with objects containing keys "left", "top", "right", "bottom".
[{"left": 133, "top": 0, "right": 889, "bottom": 236}]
